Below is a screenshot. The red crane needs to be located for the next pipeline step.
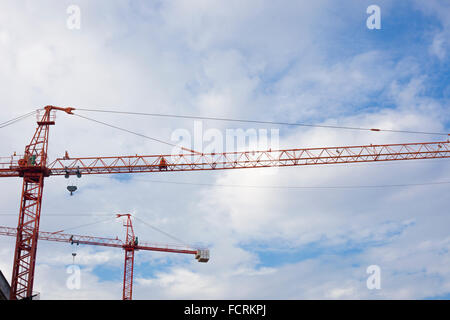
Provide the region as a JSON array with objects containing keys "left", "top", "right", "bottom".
[
  {"left": 0, "top": 214, "right": 209, "bottom": 300},
  {"left": 1, "top": 105, "right": 449, "bottom": 300}
]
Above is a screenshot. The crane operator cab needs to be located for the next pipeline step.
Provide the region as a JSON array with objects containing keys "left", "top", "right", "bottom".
[
  {"left": 28, "top": 155, "right": 36, "bottom": 166},
  {"left": 195, "top": 249, "right": 210, "bottom": 263},
  {"left": 18, "top": 154, "right": 37, "bottom": 167}
]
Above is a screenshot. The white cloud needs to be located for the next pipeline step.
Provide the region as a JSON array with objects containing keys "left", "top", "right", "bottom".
[{"left": 414, "top": 0, "right": 450, "bottom": 61}]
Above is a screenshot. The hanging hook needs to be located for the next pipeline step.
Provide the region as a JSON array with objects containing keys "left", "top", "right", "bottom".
[{"left": 67, "top": 185, "right": 77, "bottom": 196}]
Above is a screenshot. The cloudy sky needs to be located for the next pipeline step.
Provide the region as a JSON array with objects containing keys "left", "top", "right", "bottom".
[{"left": 0, "top": 0, "right": 449, "bottom": 299}]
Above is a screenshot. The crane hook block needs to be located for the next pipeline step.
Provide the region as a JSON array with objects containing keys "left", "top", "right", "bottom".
[{"left": 67, "top": 185, "right": 77, "bottom": 196}]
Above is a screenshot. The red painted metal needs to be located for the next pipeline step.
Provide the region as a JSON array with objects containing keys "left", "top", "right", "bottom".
[
  {"left": 0, "top": 225, "right": 199, "bottom": 254},
  {"left": 9, "top": 107, "right": 54, "bottom": 300},
  {"left": 118, "top": 214, "right": 135, "bottom": 300},
  {"left": 6, "top": 106, "right": 76, "bottom": 300},
  {"left": 123, "top": 249, "right": 134, "bottom": 300},
  {"left": 4, "top": 142, "right": 450, "bottom": 178},
  {"left": 43, "top": 141, "right": 450, "bottom": 176}
]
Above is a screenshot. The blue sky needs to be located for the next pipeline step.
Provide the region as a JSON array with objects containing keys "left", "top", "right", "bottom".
[{"left": 0, "top": 0, "right": 449, "bottom": 299}]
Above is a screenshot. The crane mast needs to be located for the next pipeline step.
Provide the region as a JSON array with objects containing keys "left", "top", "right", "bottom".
[
  {"left": 8, "top": 106, "right": 73, "bottom": 300},
  {"left": 119, "top": 214, "right": 136, "bottom": 300},
  {"left": 0, "top": 106, "right": 449, "bottom": 299}
]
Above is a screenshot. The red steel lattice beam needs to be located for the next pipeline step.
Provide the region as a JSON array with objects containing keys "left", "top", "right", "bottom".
[
  {"left": 9, "top": 107, "right": 55, "bottom": 300},
  {"left": 41, "top": 140, "right": 450, "bottom": 176}
]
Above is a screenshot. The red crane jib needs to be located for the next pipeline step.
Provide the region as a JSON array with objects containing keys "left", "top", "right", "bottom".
[{"left": 0, "top": 141, "right": 448, "bottom": 178}]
